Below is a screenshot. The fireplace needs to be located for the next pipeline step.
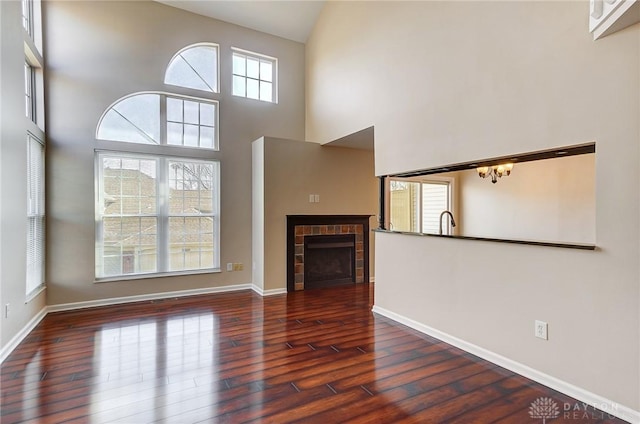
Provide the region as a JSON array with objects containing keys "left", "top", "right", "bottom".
[
  {"left": 287, "top": 215, "right": 371, "bottom": 291},
  {"left": 304, "top": 234, "right": 356, "bottom": 288}
]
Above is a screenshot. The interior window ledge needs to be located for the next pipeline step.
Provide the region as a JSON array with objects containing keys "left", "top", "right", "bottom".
[
  {"left": 373, "top": 229, "right": 596, "bottom": 251},
  {"left": 95, "top": 268, "right": 222, "bottom": 283}
]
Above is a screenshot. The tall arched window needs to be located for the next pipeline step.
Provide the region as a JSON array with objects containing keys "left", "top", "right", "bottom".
[{"left": 95, "top": 43, "right": 221, "bottom": 280}]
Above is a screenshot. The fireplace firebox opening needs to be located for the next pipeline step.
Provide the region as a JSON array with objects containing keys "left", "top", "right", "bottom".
[
  {"left": 304, "top": 234, "right": 356, "bottom": 289},
  {"left": 287, "top": 215, "right": 371, "bottom": 292}
]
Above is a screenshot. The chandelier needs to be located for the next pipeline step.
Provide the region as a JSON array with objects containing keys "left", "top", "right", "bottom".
[{"left": 476, "top": 163, "right": 514, "bottom": 184}]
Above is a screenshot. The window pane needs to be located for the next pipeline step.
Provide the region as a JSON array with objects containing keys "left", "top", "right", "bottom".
[
  {"left": 97, "top": 154, "right": 218, "bottom": 278},
  {"left": 422, "top": 183, "right": 450, "bottom": 234},
  {"left": 22, "top": 0, "right": 32, "bottom": 35},
  {"left": 233, "top": 75, "right": 246, "bottom": 97},
  {"left": 247, "top": 58, "right": 260, "bottom": 79},
  {"left": 184, "top": 125, "right": 198, "bottom": 147},
  {"left": 183, "top": 100, "right": 199, "bottom": 124},
  {"left": 25, "top": 63, "right": 33, "bottom": 119},
  {"left": 26, "top": 136, "right": 45, "bottom": 295},
  {"left": 247, "top": 79, "right": 259, "bottom": 100},
  {"left": 165, "top": 45, "right": 218, "bottom": 92},
  {"left": 97, "top": 94, "right": 160, "bottom": 144},
  {"left": 102, "top": 217, "right": 158, "bottom": 275},
  {"left": 260, "top": 81, "right": 272, "bottom": 102},
  {"left": 101, "top": 157, "right": 157, "bottom": 215},
  {"left": 169, "top": 217, "right": 214, "bottom": 271},
  {"left": 167, "top": 122, "right": 183, "bottom": 146},
  {"left": 200, "top": 126, "right": 214, "bottom": 149},
  {"left": 200, "top": 103, "right": 214, "bottom": 126},
  {"left": 231, "top": 50, "right": 276, "bottom": 103},
  {"left": 260, "top": 61, "right": 272, "bottom": 82},
  {"left": 233, "top": 54, "right": 246, "bottom": 76},
  {"left": 167, "top": 97, "right": 182, "bottom": 122},
  {"left": 389, "top": 181, "right": 420, "bottom": 232}
]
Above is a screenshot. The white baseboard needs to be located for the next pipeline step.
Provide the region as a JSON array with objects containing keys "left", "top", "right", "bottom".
[
  {"left": 0, "top": 307, "right": 48, "bottom": 364},
  {"left": 252, "top": 285, "right": 287, "bottom": 296},
  {"left": 47, "top": 284, "right": 253, "bottom": 313},
  {"left": 2, "top": 284, "right": 254, "bottom": 365},
  {"left": 372, "top": 305, "right": 639, "bottom": 424}
]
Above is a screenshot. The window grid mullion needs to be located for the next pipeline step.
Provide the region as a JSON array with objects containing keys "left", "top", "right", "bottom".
[
  {"left": 158, "top": 157, "right": 169, "bottom": 272},
  {"left": 160, "top": 95, "right": 168, "bottom": 146}
]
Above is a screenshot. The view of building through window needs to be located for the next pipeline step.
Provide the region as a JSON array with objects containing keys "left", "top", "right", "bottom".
[
  {"left": 389, "top": 179, "right": 452, "bottom": 234},
  {"left": 96, "top": 154, "right": 219, "bottom": 277}
]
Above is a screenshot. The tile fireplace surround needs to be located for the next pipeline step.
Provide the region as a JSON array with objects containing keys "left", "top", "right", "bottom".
[{"left": 286, "top": 215, "right": 371, "bottom": 291}]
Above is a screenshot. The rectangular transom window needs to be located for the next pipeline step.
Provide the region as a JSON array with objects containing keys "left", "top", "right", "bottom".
[
  {"left": 95, "top": 152, "right": 220, "bottom": 279},
  {"left": 232, "top": 48, "right": 277, "bottom": 103}
]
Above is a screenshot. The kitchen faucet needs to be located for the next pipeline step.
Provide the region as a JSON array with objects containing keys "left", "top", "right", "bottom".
[{"left": 439, "top": 210, "right": 456, "bottom": 235}]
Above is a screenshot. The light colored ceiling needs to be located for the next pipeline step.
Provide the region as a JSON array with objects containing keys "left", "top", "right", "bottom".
[{"left": 155, "top": 1, "right": 325, "bottom": 43}]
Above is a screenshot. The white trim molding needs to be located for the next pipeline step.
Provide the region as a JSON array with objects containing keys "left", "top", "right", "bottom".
[
  {"left": 372, "top": 305, "right": 640, "bottom": 424},
  {"left": 1, "top": 283, "right": 283, "bottom": 365},
  {"left": 252, "top": 285, "right": 287, "bottom": 296},
  {"left": 0, "top": 307, "right": 47, "bottom": 364},
  {"left": 47, "top": 284, "right": 253, "bottom": 313}
]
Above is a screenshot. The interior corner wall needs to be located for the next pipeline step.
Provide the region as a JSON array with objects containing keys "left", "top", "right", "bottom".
[
  {"left": 252, "top": 137, "right": 265, "bottom": 292},
  {"left": 0, "top": 1, "right": 47, "bottom": 352},
  {"left": 306, "top": 0, "right": 639, "bottom": 412},
  {"left": 261, "top": 137, "right": 377, "bottom": 291},
  {"left": 44, "top": 1, "right": 304, "bottom": 305}
]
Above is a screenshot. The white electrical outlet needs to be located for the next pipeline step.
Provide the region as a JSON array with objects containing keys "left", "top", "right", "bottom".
[
  {"left": 226, "top": 263, "right": 233, "bottom": 272},
  {"left": 309, "top": 194, "right": 315, "bottom": 203},
  {"left": 535, "top": 320, "right": 548, "bottom": 340}
]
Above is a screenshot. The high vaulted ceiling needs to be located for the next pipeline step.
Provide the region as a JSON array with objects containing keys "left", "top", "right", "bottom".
[{"left": 155, "top": 1, "right": 326, "bottom": 43}]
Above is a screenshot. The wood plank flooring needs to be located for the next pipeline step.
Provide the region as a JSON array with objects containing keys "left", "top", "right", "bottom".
[{"left": 1, "top": 284, "right": 628, "bottom": 423}]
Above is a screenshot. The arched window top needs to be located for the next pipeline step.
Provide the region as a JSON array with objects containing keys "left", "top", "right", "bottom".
[
  {"left": 97, "top": 92, "right": 219, "bottom": 150},
  {"left": 164, "top": 43, "right": 219, "bottom": 93},
  {"left": 97, "top": 92, "right": 161, "bottom": 145}
]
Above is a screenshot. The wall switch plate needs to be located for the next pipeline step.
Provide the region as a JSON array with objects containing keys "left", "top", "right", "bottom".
[
  {"left": 535, "top": 320, "right": 548, "bottom": 340},
  {"left": 226, "top": 263, "right": 233, "bottom": 272},
  {"left": 309, "top": 194, "right": 315, "bottom": 203},
  {"left": 314, "top": 194, "right": 320, "bottom": 202}
]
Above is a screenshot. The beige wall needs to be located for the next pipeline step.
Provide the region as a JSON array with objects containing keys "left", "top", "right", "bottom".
[
  {"left": 255, "top": 137, "right": 377, "bottom": 291},
  {"left": 458, "top": 154, "right": 596, "bottom": 243},
  {"left": 306, "top": 0, "right": 639, "bottom": 412},
  {"left": 0, "top": 1, "right": 47, "bottom": 351},
  {"left": 44, "top": 1, "right": 305, "bottom": 305}
]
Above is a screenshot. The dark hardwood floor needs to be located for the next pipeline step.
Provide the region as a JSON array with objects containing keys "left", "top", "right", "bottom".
[{"left": 1, "top": 284, "right": 627, "bottom": 423}]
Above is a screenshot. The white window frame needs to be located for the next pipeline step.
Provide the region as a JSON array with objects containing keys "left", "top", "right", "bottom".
[
  {"left": 231, "top": 47, "right": 278, "bottom": 103},
  {"left": 24, "top": 61, "right": 36, "bottom": 121},
  {"left": 22, "top": 0, "right": 34, "bottom": 38},
  {"left": 26, "top": 133, "right": 45, "bottom": 297},
  {"left": 95, "top": 151, "right": 221, "bottom": 281},
  {"left": 96, "top": 92, "right": 220, "bottom": 151},
  {"left": 164, "top": 43, "right": 220, "bottom": 93},
  {"left": 388, "top": 176, "right": 455, "bottom": 235}
]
